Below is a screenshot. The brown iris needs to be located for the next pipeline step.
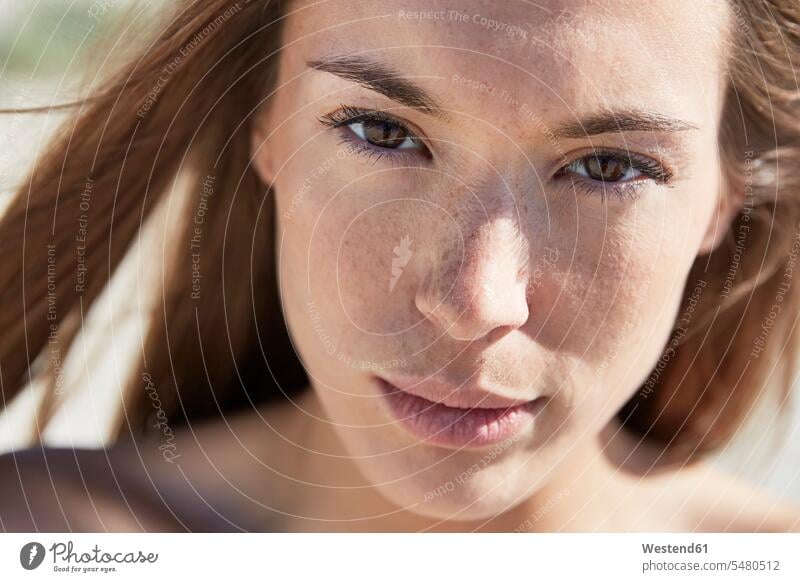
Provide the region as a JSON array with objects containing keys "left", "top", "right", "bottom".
[
  {"left": 583, "top": 155, "right": 629, "bottom": 182},
  {"left": 360, "top": 120, "right": 410, "bottom": 148}
]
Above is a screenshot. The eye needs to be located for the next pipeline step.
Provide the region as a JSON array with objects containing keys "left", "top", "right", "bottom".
[
  {"left": 318, "top": 105, "right": 431, "bottom": 160},
  {"left": 348, "top": 119, "right": 417, "bottom": 150},
  {"left": 556, "top": 149, "right": 673, "bottom": 200},
  {"left": 570, "top": 154, "right": 641, "bottom": 183}
]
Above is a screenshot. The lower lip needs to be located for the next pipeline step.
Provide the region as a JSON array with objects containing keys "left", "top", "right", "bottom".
[{"left": 375, "top": 378, "right": 546, "bottom": 449}]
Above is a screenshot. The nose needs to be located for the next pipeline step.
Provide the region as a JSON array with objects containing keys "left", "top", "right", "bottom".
[{"left": 415, "top": 216, "right": 530, "bottom": 342}]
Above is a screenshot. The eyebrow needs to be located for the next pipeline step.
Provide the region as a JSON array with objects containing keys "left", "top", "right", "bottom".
[
  {"left": 307, "top": 56, "right": 696, "bottom": 137},
  {"left": 554, "top": 110, "right": 699, "bottom": 138},
  {"left": 306, "top": 55, "right": 447, "bottom": 118}
]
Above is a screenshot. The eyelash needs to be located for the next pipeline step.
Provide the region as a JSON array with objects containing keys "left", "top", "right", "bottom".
[
  {"left": 555, "top": 149, "right": 674, "bottom": 201},
  {"left": 318, "top": 105, "right": 674, "bottom": 199},
  {"left": 318, "top": 105, "right": 431, "bottom": 166}
]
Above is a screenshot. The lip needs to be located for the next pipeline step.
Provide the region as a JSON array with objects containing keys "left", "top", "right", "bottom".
[
  {"left": 374, "top": 375, "right": 546, "bottom": 449},
  {"left": 380, "top": 374, "right": 536, "bottom": 409}
]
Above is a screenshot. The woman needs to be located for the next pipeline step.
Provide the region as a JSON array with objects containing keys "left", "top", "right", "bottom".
[{"left": 0, "top": 0, "right": 799, "bottom": 532}]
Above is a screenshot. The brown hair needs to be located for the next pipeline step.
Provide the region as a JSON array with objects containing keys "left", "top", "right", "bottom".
[
  {"left": 619, "top": 0, "right": 800, "bottom": 461},
  {"left": 1, "top": 0, "right": 798, "bottom": 461}
]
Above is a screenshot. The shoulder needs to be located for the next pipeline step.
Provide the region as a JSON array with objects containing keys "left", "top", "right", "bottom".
[
  {"left": 0, "top": 445, "right": 181, "bottom": 532},
  {"left": 0, "top": 402, "right": 303, "bottom": 532},
  {"left": 666, "top": 462, "right": 800, "bottom": 532},
  {"left": 0, "top": 440, "right": 249, "bottom": 532}
]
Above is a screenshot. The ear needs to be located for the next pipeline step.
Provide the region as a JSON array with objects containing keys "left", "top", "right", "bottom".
[
  {"left": 250, "top": 107, "right": 275, "bottom": 187},
  {"left": 697, "top": 182, "right": 743, "bottom": 256}
]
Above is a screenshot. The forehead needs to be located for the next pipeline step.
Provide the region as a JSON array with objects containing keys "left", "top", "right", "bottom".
[{"left": 282, "top": 0, "right": 731, "bottom": 122}]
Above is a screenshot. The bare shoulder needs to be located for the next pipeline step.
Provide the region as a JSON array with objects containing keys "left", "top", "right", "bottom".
[
  {"left": 0, "top": 445, "right": 182, "bottom": 532},
  {"left": 0, "top": 435, "right": 252, "bottom": 532},
  {"left": 666, "top": 462, "right": 800, "bottom": 532},
  {"left": 0, "top": 400, "right": 306, "bottom": 532}
]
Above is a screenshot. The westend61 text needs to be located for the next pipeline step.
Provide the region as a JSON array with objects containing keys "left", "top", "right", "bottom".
[{"left": 642, "top": 543, "right": 708, "bottom": 554}]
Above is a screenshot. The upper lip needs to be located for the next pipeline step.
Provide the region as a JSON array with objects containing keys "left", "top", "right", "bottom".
[{"left": 377, "top": 374, "right": 538, "bottom": 409}]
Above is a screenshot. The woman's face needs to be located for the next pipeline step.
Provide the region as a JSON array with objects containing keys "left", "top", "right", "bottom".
[{"left": 252, "top": 0, "right": 735, "bottom": 520}]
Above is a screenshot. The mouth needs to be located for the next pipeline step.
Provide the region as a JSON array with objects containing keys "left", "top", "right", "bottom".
[{"left": 374, "top": 376, "right": 547, "bottom": 449}]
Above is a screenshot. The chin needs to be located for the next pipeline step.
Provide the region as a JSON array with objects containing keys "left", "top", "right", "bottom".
[
  {"left": 353, "top": 446, "right": 549, "bottom": 522},
  {"left": 378, "top": 468, "right": 540, "bottom": 522}
]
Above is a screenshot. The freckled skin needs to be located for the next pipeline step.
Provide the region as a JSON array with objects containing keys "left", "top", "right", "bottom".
[
  {"left": 247, "top": 0, "right": 738, "bottom": 523},
  {"left": 2, "top": 0, "right": 799, "bottom": 534}
]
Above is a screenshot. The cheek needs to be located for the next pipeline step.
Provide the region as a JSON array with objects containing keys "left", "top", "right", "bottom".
[
  {"left": 273, "top": 154, "right": 428, "bottom": 386},
  {"left": 542, "top": 189, "right": 714, "bottom": 419},
  {"left": 275, "top": 135, "right": 435, "bottom": 331},
  {"left": 282, "top": 193, "right": 417, "bottom": 323},
  {"left": 317, "top": 203, "right": 416, "bottom": 334}
]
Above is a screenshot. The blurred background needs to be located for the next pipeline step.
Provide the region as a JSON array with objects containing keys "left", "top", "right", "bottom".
[
  {"left": 0, "top": 0, "right": 167, "bottom": 451},
  {"left": 0, "top": 0, "right": 798, "bottom": 505}
]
